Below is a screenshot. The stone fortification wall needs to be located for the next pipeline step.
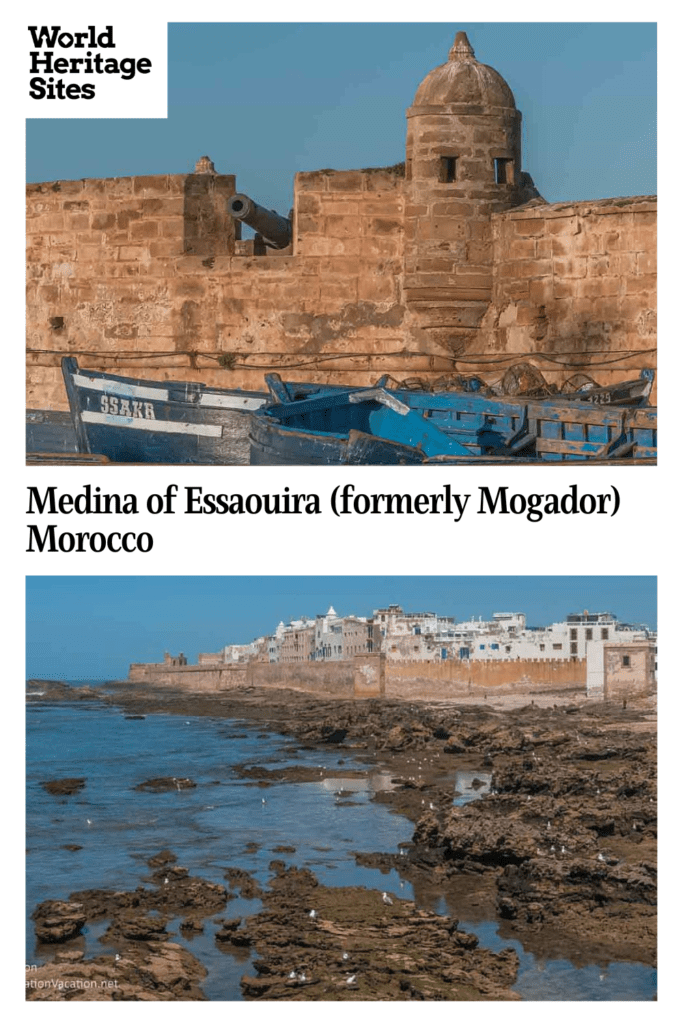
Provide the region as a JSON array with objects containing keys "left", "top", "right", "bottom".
[
  {"left": 385, "top": 657, "right": 585, "bottom": 699},
  {"left": 27, "top": 173, "right": 656, "bottom": 411},
  {"left": 27, "top": 171, "right": 237, "bottom": 409},
  {"left": 480, "top": 196, "right": 657, "bottom": 396},
  {"left": 27, "top": 167, "right": 457, "bottom": 411},
  {"left": 128, "top": 661, "right": 247, "bottom": 691},
  {"left": 128, "top": 655, "right": 583, "bottom": 699},
  {"left": 247, "top": 660, "right": 356, "bottom": 697}
]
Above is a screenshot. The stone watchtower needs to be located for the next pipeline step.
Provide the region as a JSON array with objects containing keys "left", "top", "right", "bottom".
[{"left": 404, "top": 31, "right": 541, "bottom": 354}]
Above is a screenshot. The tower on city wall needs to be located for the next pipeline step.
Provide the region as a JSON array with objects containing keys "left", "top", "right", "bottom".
[{"left": 404, "top": 31, "right": 542, "bottom": 354}]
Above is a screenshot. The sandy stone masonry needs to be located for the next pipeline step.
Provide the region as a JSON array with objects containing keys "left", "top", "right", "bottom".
[
  {"left": 26, "top": 31, "right": 656, "bottom": 410},
  {"left": 128, "top": 654, "right": 587, "bottom": 701}
]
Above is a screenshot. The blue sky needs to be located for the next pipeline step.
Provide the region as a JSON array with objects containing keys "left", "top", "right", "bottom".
[
  {"left": 26, "top": 22, "right": 656, "bottom": 216},
  {"left": 26, "top": 576, "right": 656, "bottom": 680}
]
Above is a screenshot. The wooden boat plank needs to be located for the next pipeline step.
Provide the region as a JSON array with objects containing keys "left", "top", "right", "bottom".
[{"left": 366, "top": 406, "right": 472, "bottom": 457}]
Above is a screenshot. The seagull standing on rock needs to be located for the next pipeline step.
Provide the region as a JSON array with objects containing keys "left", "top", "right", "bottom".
[{"left": 382, "top": 892, "right": 393, "bottom": 906}]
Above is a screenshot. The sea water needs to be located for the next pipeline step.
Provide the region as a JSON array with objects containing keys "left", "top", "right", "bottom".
[{"left": 26, "top": 695, "right": 655, "bottom": 1001}]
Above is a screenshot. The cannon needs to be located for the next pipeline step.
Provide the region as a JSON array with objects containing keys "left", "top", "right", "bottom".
[{"left": 227, "top": 193, "right": 292, "bottom": 250}]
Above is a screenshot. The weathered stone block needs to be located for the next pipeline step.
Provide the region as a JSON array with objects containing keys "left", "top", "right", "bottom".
[
  {"left": 529, "top": 279, "right": 552, "bottom": 303},
  {"left": 360, "top": 236, "right": 402, "bottom": 258},
  {"left": 64, "top": 214, "right": 90, "bottom": 231},
  {"left": 149, "top": 240, "right": 181, "bottom": 258},
  {"left": 367, "top": 217, "right": 402, "bottom": 235},
  {"left": 507, "top": 216, "right": 544, "bottom": 236},
  {"left": 117, "top": 245, "right": 148, "bottom": 261},
  {"left": 625, "top": 274, "right": 656, "bottom": 295},
  {"left": 327, "top": 171, "right": 364, "bottom": 191},
  {"left": 577, "top": 277, "right": 621, "bottom": 298},
  {"left": 323, "top": 215, "right": 362, "bottom": 237},
  {"left": 636, "top": 251, "right": 656, "bottom": 275},
  {"left": 133, "top": 175, "right": 171, "bottom": 194},
  {"left": 130, "top": 220, "right": 160, "bottom": 240}
]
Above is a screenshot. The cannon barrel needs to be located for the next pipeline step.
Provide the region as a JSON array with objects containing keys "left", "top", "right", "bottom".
[{"left": 227, "top": 193, "right": 292, "bottom": 250}]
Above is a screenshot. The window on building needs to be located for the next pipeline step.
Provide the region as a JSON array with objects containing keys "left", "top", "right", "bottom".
[
  {"left": 440, "top": 156, "right": 457, "bottom": 182},
  {"left": 494, "top": 157, "right": 512, "bottom": 184},
  {"left": 552, "top": 643, "right": 562, "bottom": 650},
  {"left": 586, "top": 629, "right": 593, "bottom": 640},
  {"left": 570, "top": 642, "right": 578, "bottom": 655},
  {"left": 622, "top": 654, "right": 631, "bottom": 667},
  {"left": 601, "top": 628, "right": 609, "bottom": 640},
  {"left": 539, "top": 644, "right": 545, "bottom": 651},
  {"left": 570, "top": 628, "right": 578, "bottom": 640}
]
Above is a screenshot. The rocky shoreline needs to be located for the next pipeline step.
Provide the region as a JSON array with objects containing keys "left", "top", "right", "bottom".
[{"left": 27, "top": 683, "right": 656, "bottom": 999}]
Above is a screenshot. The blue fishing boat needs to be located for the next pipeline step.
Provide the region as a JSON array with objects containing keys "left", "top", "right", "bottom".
[
  {"left": 61, "top": 357, "right": 274, "bottom": 465},
  {"left": 59, "top": 357, "right": 655, "bottom": 465},
  {"left": 249, "top": 377, "right": 657, "bottom": 465}
]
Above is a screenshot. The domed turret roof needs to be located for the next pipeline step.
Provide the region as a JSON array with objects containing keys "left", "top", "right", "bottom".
[{"left": 412, "top": 31, "right": 517, "bottom": 111}]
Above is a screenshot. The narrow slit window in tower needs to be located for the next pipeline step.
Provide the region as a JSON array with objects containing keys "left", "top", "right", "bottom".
[
  {"left": 440, "top": 156, "right": 457, "bottom": 182},
  {"left": 495, "top": 158, "right": 512, "bottom": 185}
]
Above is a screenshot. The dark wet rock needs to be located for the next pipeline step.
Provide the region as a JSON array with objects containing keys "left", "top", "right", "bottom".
[
  {"left": 63, "top": 844, "right": 83, "bottom": 852},
  {"left": 443, "top": 739, "right": 467, "bottom": 754},
  {"left": 134, "top": 777, "right": 196, "bottom": 792},
  {"left": 41, "top": 777, "right": 86, "bottom": 797},
  {"left": 150, "top": 865, "right": 189, "bottom": 884},
  {"left": 414, "top": 807, "right": 540, "bottom": 867},
  {"left": 224, "top": 867, "right": 263, "bottom": 899},
  {"left": 180, "top": 917, "right": 204, "bottom": 934},
  {"left": 26, "top": 943, "right": 207, "bottom": 1000},
  {"left": 239, "top": 870, "right": 519, "bottom": 1000},
  {"left": 27, "top": 680, "right": 102, "bottom": 702},
  {"left": 54, "top": 949, "right": 85, "bottom": 964},
  {"left": 215, "top": 917, "right": 253, "bottom": 947},
  {"left": 321, "top": 724, "right": 347, "bottom": 743},
  {"left": 32, "top": 900, "right": 87, "bottom": 943},
  {"left": 105, "top": 911, "right": 169, "bottom": 941},
  {"left": 147, "top": 849, "right": 177, "bottom": 868}
]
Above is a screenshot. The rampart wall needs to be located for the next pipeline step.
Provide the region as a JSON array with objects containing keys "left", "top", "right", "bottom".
[
  {"left": 128, "top": 661, "right": 247, "bottom": 690},
  {"left": 128, "top": 655, "right": 585, "bottom": 699},
  {"left": 385, "top": 657, "right": 584, "bottom": 699},
  {"left": 27, "top": 167, "right": 656, "bottom": 411},
  {"left": 481, "top": 197, "right": 656, "bottom": 392},
  {"left": 247, "top": 660, "right": 357, "bottom": 697}
]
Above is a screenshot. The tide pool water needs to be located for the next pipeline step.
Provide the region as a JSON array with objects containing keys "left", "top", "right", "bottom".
[{"left": 26, "top": 696, "right": 655, "bottom": 1000}]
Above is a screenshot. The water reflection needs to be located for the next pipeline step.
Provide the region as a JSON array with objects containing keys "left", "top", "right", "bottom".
[
  {"left": 319, "top": 772, "right": 397, "bottom": 795},
  {"left": 453, "top": 770, "right": 492, "bottom": 804}
]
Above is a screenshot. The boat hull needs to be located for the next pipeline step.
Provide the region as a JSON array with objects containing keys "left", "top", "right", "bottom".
[
  {"left": 250, "top": 397, "right": 657, "bottom": 465},
  {"left": 59, "top": 358, "right": 657, "bottom": 465},
  {"left": 62, "top": 358, "right": 267, "bottom": 465}
]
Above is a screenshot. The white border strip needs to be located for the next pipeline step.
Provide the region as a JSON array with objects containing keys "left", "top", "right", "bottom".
[
  {"left": 73, "top": 374, "right": 169, "bottom": 402},
  {"left": 199, "top": 394, "right": 266, "bottom": 411},
  {"left": 81, "top": 411, "right": 222, "bottom": 437}
]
